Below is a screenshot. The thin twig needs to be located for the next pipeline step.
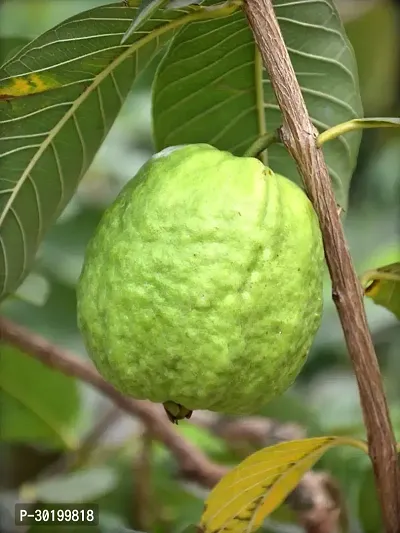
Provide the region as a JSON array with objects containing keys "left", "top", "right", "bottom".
[
  {"left": 133, "top": 428, "right": 154, "bottom": 531},
  {"left": 242, "top": 1, "right": 400, "bottom": 531},
  {"left": 1, "top": 316, "right": 341, "bottom": 533}
]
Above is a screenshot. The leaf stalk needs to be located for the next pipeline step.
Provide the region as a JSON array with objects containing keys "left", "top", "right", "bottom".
[
  {"left": 317, "top": 117, "right": 400, "bottom": 146},
  {"left": 243, "top": 130, "right": 280, "bottom": 158}
]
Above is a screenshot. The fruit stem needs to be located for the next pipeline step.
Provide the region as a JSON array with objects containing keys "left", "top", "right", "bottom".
[
  {"left": 243, "top": 130, "right": 280, "bottom": 158},
  {"left": 317, "top": 118, "right": 400, "bottom": 146}
]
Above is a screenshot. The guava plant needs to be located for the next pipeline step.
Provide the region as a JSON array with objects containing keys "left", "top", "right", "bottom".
[{"left": 0, "top": 0, "right": 399, "bottom": 532}]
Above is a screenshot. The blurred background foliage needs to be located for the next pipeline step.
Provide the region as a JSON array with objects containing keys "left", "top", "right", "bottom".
[{"left": 0, "top": 1, "right": 399, "bottom": 532}]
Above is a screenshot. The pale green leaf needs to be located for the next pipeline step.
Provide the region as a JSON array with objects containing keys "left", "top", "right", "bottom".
[
  {"left": 14, "top": 272, "right": 50, "bottom": 306},
  {"left": 23, "top": 467, "right": 118, "bottom": 503}
]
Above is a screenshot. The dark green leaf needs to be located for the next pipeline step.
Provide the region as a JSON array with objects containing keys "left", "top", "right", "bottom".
[
  {"left": 0, "top": 1, "right": 181, "bottom": 302},
  {"left": 345, "top": 1, "right": 399, "bottom": 115},
  {"left": 0, "top": 37, "right": 31, "bottom": 67},
  {"left": 152, "top": 0, "right": 363, "bottom": 208},
  {"left": 358, "top": 467, "right": 382, "bottom": 533},
  {"left": 0, "top": 345, "right": 79, "bottom": 449}
]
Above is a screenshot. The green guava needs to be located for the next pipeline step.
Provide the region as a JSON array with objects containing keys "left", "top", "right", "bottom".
[{"left": 77, "top": 144, "right": 324, "bottom": 422}]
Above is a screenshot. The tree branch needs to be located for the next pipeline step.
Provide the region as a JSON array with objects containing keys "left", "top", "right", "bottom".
[
  {"left": 1, "top": 316, "right": 339, "bottom": 533},
  {"left": 242, "top": 1, "right": 400, "bottom": 531}
]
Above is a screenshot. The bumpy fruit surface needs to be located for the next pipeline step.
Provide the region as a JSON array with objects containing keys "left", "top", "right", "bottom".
[{"left": 77, "top": 144, "right": 324, "bottom": 417}]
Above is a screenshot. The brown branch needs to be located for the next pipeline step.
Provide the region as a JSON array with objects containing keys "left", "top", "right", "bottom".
[
  {"left": 242, "top": 1, "right": 400, "bottom": 531},
  {"left": 133, "top": 429, "right": 154, "bottom": 531},
  {"left": 1, "top": 316, "right": 340, "bottom": 533},
  {"left": 291, "top": 473, "right": 343, "bottom": 533}
]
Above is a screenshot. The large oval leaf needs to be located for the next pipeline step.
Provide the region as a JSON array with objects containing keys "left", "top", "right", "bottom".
[
  {"left": 152, "top": 0, "right": 363, "bottom": 207},
  {"left": 0, "top": 1, "right": 180, "bottom": 302}
]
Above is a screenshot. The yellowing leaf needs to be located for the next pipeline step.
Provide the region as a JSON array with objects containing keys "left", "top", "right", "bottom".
[
  {"left": 200, "top": 436, "right": 367, "bottom": 533},
  {"left": 361, "top": 263, "right": 400, "bottom": 320},
  {"left": 0, "top": 73, "right": 62, "bottom": 98}
]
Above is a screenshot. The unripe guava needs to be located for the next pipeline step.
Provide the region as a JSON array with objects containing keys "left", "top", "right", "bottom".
[{"left": 77, "top": 144, "right": 324, "bottom": 421}]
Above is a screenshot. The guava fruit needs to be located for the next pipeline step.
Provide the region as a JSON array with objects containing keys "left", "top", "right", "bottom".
[{"left": 77, "top": 144, "right": 324, "bottom": 422}]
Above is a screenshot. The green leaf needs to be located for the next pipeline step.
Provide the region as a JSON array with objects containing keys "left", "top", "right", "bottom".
[
  {"left": 152, "top": 0, "right": 363, "bottom": 208},
  {"left": 98, "top": 511, "right": 144, "bottom": 533},
  {"left": 345, "top": 1, "right": 399, "bottom": 115},
  {"left": 168, "top": 0, "right": 202, "bottom": 8},
  {"left": 361, "top": 263, "right": 400, "bottom": 319},
  {"left": 122, "top": 0, "right": 170, "bottom": 43},
  {"left": 0, "top": 38, "right": 31, "bottom": 67},
  {"left": 22, "top": 467, "right": 118, "bottom": 503},
  {"left": 178, "top": 422, "right": 228, "bottom": 457},
  {"left": 358, "top": 467, "right": 382, "bottom": 533},
  {"left": 14, "top": 271, "right": 50, "bottom": 306},
  {"left": 0, "top": 1, "right": 182, "bottom": 302},
  {"left": 0, "top": 345, "right": 80, "bottom": 449}
]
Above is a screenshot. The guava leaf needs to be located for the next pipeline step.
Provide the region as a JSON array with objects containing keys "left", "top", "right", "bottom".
[
  {"left": 199, "top": 436, "right": 367, "bottom": 533},
  {"left": 0, "top": 37, "right": 31, "bottom": 67},
  {"left": 152, "top": 0, "right": 363, "bottom": 209},
  {"left": 0, "top": 1, "right": 183, "bottom": 302},
  {"left": 167, "top": 0, "right": 202, "bottom": 8},
  {"left": 122, "top": 0, "right": 169, "bottom": 43},
  {"left": 14, "top": 272, "right": 50, "bottom": 306},
  {"left": 0, "top": 345, "right": 79, "bottom": 449},
  {"left": 345, "top": 1, "right": 399, "bottom": 115},
  {"left": 361, "top": 263, "right": 400, "bottom": 319},
  {"left": 358, "top": 467, "right": 382, "bottom": 533},
  {"left": 24, "top": 467, "right": 118, "bottom": 503}
]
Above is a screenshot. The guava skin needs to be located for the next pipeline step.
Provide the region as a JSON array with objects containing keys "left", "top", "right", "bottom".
[{"left": 77, "top": 144, "right": 324, "bottom": 415}]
